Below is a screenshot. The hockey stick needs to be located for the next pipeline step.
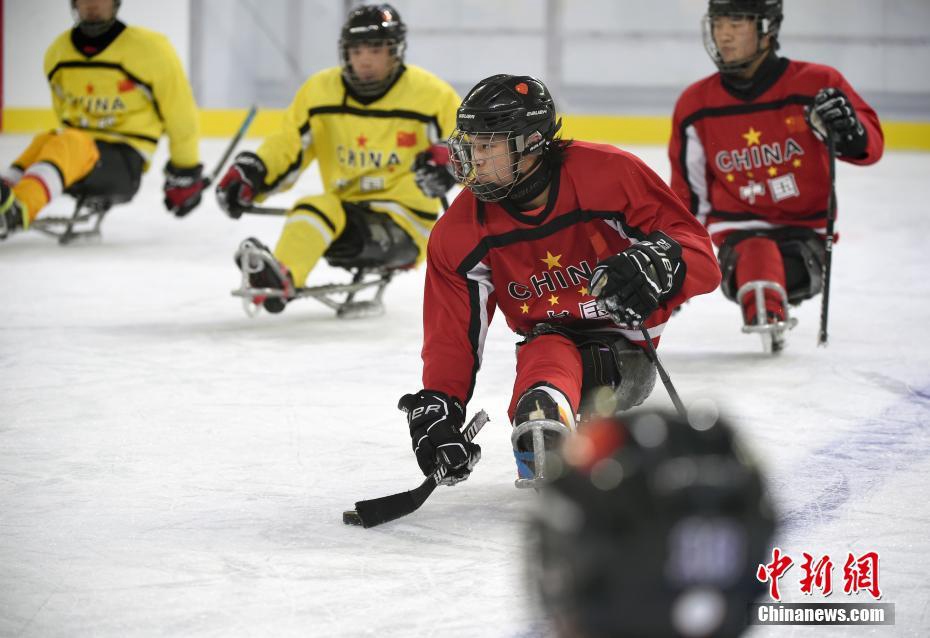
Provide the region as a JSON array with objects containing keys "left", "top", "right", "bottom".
[
  {"left": 343, "top": 409, "right": 489, "bottom": 528},
  {"left": 639, "top": 326, "right": 687, "bottom": 419},
  {"left": 169, "top": 106, "right": 257, "bottom": 216},
  {"left": 817, "top": 136, "right": 837, "bottom": 347},
  {"left": 247, "top": 198, "right": 448, "bottom": 217},
  {"left": 244, "top": 206, "right": 288, "bottom": 216},
  {"left": 205, "top": 105, "right": 257, "bottom": 187}
]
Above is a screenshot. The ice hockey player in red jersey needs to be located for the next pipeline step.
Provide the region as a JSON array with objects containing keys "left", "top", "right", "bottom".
[
  {"left": 669, "top": 0, "right": 883, "bottom": 351},
  {"left": 398, "top": 75, "right": 720, "bottom": 488}
]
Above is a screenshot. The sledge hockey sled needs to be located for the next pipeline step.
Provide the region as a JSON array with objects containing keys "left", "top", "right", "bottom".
[
  {"left": 738, "top": 280, "right": 798, "bottom": 354},
  {"left": 30, "top": 192, "right": 129, "bottom": 245},
  {"left": 232, "top": 204, "right": 418, "bottom": 319}
]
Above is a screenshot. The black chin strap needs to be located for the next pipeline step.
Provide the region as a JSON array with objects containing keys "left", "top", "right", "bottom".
[{"left": 507, "top": 155, "right": 552, "bottom": 209}]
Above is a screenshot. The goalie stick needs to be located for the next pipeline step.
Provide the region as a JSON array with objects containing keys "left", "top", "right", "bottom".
[{"left": 343, "top": 409, "right": 489, "bottom": 528}]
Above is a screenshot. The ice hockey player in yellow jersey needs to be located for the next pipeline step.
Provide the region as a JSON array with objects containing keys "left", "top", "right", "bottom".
[
  {"left": 0, "top": 0, "right": 205, "bottom": 241},
  {"left": 216, "top": 3, "right": 460, "bottom": 314}
]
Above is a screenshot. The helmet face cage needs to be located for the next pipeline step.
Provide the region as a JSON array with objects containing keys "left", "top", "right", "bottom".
[
  {"left": 449, "top": 130, "right": 533, "bottom": 202},
  {"left": 449, "top": 75, "right": 558, "bottom": 203},
  {"left": 339, "top": 5, "right": 407, "bottom": 97},
  {"left": 702, "top": 10, "right": 781, "bottom": 74}
]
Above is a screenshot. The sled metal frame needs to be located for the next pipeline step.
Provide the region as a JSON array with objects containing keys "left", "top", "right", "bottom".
[
  {"left": 738, "top": 280, "right": 799, "bottom": 354},
  {"left": 231, "top": 253, "right": 403, "bottom": 319},
  {"left": 31, "top": 195, "right": 113, "bottom": 245},
  {"left": 511, "top": 418, "right": 571, "bottom": 489}
]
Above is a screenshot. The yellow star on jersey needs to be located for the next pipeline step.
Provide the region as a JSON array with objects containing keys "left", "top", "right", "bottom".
[
  {"left": 548, "top": 294, "right": 560, "bottom": 307},
  {"left": 793, "top": 159, "right": 802, "bottom": 168},
  {"left": 742, "top": 127, "right": 762, "bottom": 146},
  {"left": 768, "top": 166, "right": 778, "bottom": 177},
  {"left": 726, "top": 173, "right": 735, "bottom": 183},
  {"left": 578, "top": 286, "right": 589, "bottom": 296},
  {"left": 520, "top": 303, "right": 530, "bottom": 314},
  {"left": 747, "top": 171, "right": 755, "bottom": 178},
  {"left": 541, "top": 251, "right": 562, "bottom": 270}
]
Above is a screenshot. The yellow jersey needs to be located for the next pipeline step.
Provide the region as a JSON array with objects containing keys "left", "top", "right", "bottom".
[
  {"left": 44, "top": 23, "right": 200, "bottom": 169},
  {"left": 256, "top": 64, "right": 460, "bottom": 222}
]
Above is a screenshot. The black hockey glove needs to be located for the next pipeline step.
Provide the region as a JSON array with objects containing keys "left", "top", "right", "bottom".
[
  {"left": 163, "top": 162, "right": 206, "bottom": 217},
  {"left": 805, "top": 88, "right": 868, "bottom": 157},
  {"left": 589, "top": 231, "right": 683, "bottom": 327},
  {"left": 413, "top": 146, "right": 456, "bottom": 199},
  {"left": 216, "top": 152, "right": 268, "bottom": 219},
  {"left": 399, "top": 389, "right": 481, "bottom": 481}
]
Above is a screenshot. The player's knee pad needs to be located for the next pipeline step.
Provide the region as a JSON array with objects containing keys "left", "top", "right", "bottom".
[
  {"left": 325, "top": 201, "right": 418, "bottom": 269},
  {"left": 579, "top": 336, "right": 657, "bottom": 418},
  {"left": 779, "top": 236, "right": 825, "bottom": 303}
]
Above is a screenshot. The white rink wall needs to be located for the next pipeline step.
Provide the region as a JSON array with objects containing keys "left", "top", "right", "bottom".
[{"left": 4, "top": 0, "right": 930, "bottom": 112}]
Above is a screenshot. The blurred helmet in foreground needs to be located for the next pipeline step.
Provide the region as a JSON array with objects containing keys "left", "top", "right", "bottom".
[{"left": 529, "top": 408, "right": 776, "bottom": 638}]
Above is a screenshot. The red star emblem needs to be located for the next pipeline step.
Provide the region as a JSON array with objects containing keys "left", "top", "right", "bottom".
[
  {"left": 86, "top": 83, "right": 94, "bottom": 95},
  {"left": 357, "top": 134, "right": 368, "bottom": 148}
]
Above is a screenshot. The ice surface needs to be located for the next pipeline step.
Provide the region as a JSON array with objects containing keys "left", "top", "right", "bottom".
[{"left": 1, "top": 135, "right": 928, "bottom": 636}]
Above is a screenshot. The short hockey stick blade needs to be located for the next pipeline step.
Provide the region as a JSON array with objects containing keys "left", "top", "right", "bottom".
[{"left": 345, "top": 409, "right": 488, "bottom": 528}]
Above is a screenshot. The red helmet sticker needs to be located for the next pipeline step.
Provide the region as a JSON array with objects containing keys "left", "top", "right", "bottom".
[{"left": 515, "top": 82, "right": 529, "bottom": 95}]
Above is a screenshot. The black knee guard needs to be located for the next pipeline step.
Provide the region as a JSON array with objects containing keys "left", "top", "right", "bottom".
[
  {"left": 523, "top": 324, "right": 656, "bottom": 420},
  {"left": 780, "top": 236, "right": 825, "bottom": 303},
  {"left": 717, "top": 228, "right": 825, "bottom": 305},
  {"left": 324, "top": 202, "right": 418, "bottom": 269}
]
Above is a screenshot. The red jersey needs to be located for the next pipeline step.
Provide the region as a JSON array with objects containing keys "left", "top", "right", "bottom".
[
  {"left": 669, "top": 58, "right": 883, "bottom": 246},
  {"left": 421, "top": 142, "right": 720, "bottom": 404}
]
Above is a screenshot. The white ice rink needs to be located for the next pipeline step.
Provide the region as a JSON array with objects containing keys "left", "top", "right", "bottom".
[{"left": 1, "top": 134, "right": 928, "bottom": 637}]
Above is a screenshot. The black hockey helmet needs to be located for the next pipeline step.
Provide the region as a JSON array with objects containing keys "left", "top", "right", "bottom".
[
  {"left": 703, "top": 0, "right": 783, "bottom": 75},
  {"left": 449, "top": 74, "right": 562, "bottom": 202},
  {"left": 339, "top": 3, "right": 407, "bottom": 97},
  {"left": 71, "top": 0, "right": 121, "bottom": 37},
  {"left": 528, "top": 409, "right": 776, "bottom": 638}
]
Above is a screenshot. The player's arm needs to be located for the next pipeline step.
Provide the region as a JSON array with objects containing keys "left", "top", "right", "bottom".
[
  {"left": 400, "top": 216, "right": 492, "bottom": 479},
  {"left": 152, "top": 35, "right": 206, "bottom": 216},
  {"left": 216, "top": 80, "right": 317, "bottom": 218},
  {"left": 43, "top": 43, "right": 65, "bottom": 125},
  {"left": 420, "top": 219, "right": 496, "bottom": 406},
  {"left": 255, "top": 80, "right": 318, "bottom": 195},
  {"left": 805, "top": 71, "right": 884, "bottom": 165},
  {"left": 154, "top": 35, "right": 200, "bottom": 169},
  {"left": 668, "top": 96, "right": 696, "bottom": 210},
  {"left": 413, "top": 81, "right": 462, "bottom": 199},
  {"left": 591, "top": 155, "right": 720, "bottom": 325}
]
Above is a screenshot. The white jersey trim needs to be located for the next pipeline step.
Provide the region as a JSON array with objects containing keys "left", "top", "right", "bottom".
[
  {"left": 284, "top": 212, "right": 335, "bottom": 243},
  {"left": 23, "top": 162, "right": 64, "bottom": 200},
  {"left": 366, "top": 200, "right": 431, "bottom": 241},
  {"left": 466, "top": 260, "right": 494, "bottom": 368},
  {"left": 685, "top": 124, "right": 711, "bottom": 225}
]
